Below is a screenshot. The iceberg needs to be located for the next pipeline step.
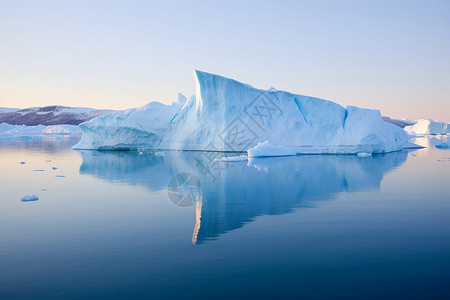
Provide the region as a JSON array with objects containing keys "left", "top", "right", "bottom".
[
  {"left": 73, "top": 97, "right": 184, "bottom": 150},
  {"left": 405, "top": 118, "right": 449, "bottom": 135},
  {"left": 77, "top": 70, "right": 408, "bottom": 154},
  {"left": 0, "top": 123, "right": 81, "bottom": 139},
  {"left": 42, "top": 125, "right": 83, "bottom": 135}
]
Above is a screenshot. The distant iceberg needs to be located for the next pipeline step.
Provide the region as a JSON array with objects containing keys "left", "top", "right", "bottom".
[
  {"left": 76, "top": 70, "right": 409, "bottom": 154},
  {"left": 0, "top": 123, "right": 81, "bottom": 139},
  {"left": 405, "top": 118, "right": 449, "bottom": 135}
]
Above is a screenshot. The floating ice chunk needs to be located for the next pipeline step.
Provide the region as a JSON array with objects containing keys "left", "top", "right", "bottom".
[
  {"left": 247, "top": 141, "right": 296, "bottom": 158},
  {"left": 357, "top": 152, "right": 372, "bottom": 157},
  {"left": 436, "top": 142, "right": 450, "bottom": 149},
  {"left": 214, "top": 155, "right": 248, "bottom": 162},
  {"left": 21, "top": 195, "right": 39, "bottom": 202}
]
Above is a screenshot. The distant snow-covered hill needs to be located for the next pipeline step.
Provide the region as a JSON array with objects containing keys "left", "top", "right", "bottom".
[{"left": 0, "top": 105, "right": 114, "bottom": 126}]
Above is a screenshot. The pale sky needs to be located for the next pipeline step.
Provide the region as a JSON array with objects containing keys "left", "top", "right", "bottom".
[{"left": 0, "top": 0, "right": 449, "bottom": 121}]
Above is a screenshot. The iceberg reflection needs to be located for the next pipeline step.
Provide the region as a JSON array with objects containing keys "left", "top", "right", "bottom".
[{"left": 77, "top": 150, "right": 408, "bottom": 244}]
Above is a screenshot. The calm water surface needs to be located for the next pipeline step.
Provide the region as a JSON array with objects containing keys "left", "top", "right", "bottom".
[{"left": 0, "top": 136, "right": 449, "bottom": 299}]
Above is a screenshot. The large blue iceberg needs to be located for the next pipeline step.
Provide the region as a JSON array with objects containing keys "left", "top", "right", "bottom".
[{"left": 74, "top": 71, "right": 408, "bottom": 154}]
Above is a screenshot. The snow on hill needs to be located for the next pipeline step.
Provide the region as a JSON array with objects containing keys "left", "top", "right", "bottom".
[
  {"left": 76, "top": 70, "right": 408, "bottom": 154},
  {"left": 404, "top": 118, "right": 449, "bottom": 135},
  {"left": 0, "top": 105, "right": 114, "bottom": 126}
]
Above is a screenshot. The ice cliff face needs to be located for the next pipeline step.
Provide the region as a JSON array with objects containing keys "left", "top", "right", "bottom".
[
  {"left": 76, "top": 70, "right": 408, "bottom": 153},
  {"left": 159, "top": 71, "right": 408, "bottom": 153}
]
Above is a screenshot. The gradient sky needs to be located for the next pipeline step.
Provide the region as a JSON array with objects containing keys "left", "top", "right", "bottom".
[{"left": 1, "top": 0, "right": 449, "bottom": 121}]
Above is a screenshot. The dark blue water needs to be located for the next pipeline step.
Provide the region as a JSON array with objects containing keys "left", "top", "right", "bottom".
[{"left": 0, "top": 136, "right": 449, "bottom": 299}]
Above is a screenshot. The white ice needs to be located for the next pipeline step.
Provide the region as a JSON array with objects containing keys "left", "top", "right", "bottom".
[
  {"left": 247, "top": 141, "right": 296, "bottom": 158},
  {"left": 357, "top": 152, "right": 372, "bottom": 157},
  {"left": 405, "top": 119, "right": 449, "bottom": 135}
]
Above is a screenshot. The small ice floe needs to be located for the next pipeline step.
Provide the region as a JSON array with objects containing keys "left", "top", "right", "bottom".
[
  {"left": 138, "top": 151, "right": 143, "bottom": 155},
  {"left": 33, "top": 169, "right": 45, "bottom": 172},
  {"left": 214, "top": 155, "right": 248, "bottom": 162},
  {"left": 155, "top": 151, "right": 164, "bottom": 156},
  {"left": 21, "top": 195, "right": 39, "bottom": 202},
  {"left": 52, "top": 167, "right": 58, "bottom": 170},
  {"left": 20, "top": 161, "right": 26, "bottom": 164},
  {"left": 247, "top": 141, "right": 296, "bottom": 158},
  {"left": 436, "top": 142, "right": 450, "bottom": 149},
  {"left": 357, "top": 152, "right": 372, "bottom": 157},
  {"left": 55, "top": 175, "right": 65, "bottom": 177}
]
